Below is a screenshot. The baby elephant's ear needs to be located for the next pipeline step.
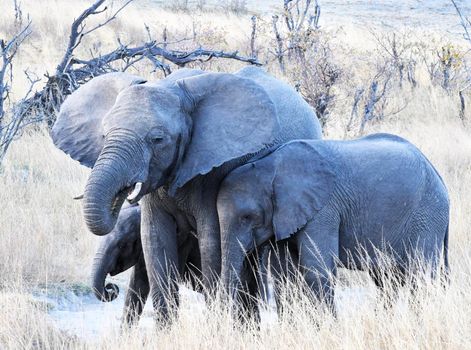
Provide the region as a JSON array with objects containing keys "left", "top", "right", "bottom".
[
  {"left": 51, "top": 72, "right": 146, "bottom": 168},
  {"left": 272, "top": 141, "right": 336, "bottom": 241}
]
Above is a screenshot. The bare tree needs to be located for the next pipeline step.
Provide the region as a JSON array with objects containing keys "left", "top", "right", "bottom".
[
  {"left": 345, "top": 61, "right": 399, "bottom": 135},
  {"left": 282, "top": 0, "right": 320, "bottom": 60},
  {"left": 250, "top": 15, "right": 258, "bottom": 59},
  {"left": 451, "top": 0, "right": 471, "bottom": 120},
  {"left": 370, "top": 30, "right": 418, "bottom": 88},
  {"left": 0, "top": 18, "right": 33, "bottom": 163},
  {"left": 271, "top": 15, "right": 285, "bottom": 72},
  {"left": 294, "top": 42, "right": 341, "bottom": 127},
  {"left": 437, "top": 45, "right": 458, "bottom": 90},
  {"left": 269, "top": 1, "right": 340, "bottom": 126},
  {"left": 270, "top": 0, "right": 321, "bottom": 71},
  {"left": 359, "top": 76, "right": 391, "bottom": 133}
]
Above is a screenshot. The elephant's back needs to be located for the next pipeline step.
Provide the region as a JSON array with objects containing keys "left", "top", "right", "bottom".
[
  {"left": 344, "top": 133, "right": 448, "bottom": 197},
  {"left": 334, "top": 135, "right": 449, "bottom": 259},
  {"left": 235, "top": 67, "right": 322, "bottom": 141}
]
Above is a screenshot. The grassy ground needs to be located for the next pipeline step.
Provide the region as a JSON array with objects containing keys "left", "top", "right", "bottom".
[{"left": 1, "top": 0, "right": 471, "bottom": 348}]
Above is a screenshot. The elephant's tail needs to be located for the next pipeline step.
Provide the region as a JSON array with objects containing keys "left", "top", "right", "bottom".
[{"left": 441, "top": 223, "right": 450, "bottom": 286}]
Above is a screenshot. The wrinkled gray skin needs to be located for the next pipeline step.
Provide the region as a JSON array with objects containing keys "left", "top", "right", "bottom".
[
  {"left": 52, "top": 67, "right": 322, "bottom": 321},
  {"left": 91, "top": 202, "right": 201, "bottom": 326},
  {"left": 218, "top": 134, "right": 450, "bottom": 310}
]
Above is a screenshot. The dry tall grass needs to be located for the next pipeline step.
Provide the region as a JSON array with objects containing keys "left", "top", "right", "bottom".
[{"left": 1, "top": 0, "right": 471, "bottom": 348}]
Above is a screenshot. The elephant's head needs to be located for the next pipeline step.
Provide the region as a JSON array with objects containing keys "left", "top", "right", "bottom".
[
  {"left": 217, "top": 141, "right": 336, "bottom": 296},
  {"left": 91, "top": 202, "right": 142, "bottom": 302},
  {"left": 52, "top": 68, "right": 279, "bottom": 236}
]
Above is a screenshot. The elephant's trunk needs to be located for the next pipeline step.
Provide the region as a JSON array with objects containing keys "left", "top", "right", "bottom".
[
  {"left": 222, "top": 239, "right": 246, "bottom": 301},
  {"left": 83, "top": 131, "right": 147, "bottom": 236},
  {"left": 91, "top": 251, "right": 119, "bottom": 302}
]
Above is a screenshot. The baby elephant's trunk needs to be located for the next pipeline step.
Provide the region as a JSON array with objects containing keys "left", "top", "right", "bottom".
[{"left": 91, "top": 253, "right": 119, "bottom": 302}]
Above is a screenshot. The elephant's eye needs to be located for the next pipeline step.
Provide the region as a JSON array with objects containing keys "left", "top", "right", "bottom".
[
  {"left": 240, "top": 214, "right": 252, "bottom": 223},
  {"left": 152, "top": 136, "right": 164, "bottom": 144}
]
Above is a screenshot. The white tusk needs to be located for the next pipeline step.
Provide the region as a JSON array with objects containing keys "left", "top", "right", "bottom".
[
  {"left": 73, "top": 194, "right": 84, "bottom": 200},
  {"left": 127, "top": 182, "right": 143, "bottom": 202}
]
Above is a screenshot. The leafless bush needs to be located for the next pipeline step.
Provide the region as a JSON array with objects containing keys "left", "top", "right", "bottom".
[
  {"left": 0, "top": 17, "right": 33, "bottom": 164},
  {"left": 437, "top": 44, "right": 465, "bottom": 90},
  {"left": 269, "top": 0, "right": 339, "bottom": 127},
  {"left": 13, "top": 0, "right": 23, "bottom": 26},
  {"left": 451, "top": 0, "right": 471, "bottom": 120},
  {"left": 288, "top": 36, "right": 341, "bottom": 128},
  {"left": 270, "top": 0, "right": 321, "bottom": 70},
  {"left": 346, "top": 62, "right": 396, "bottom": 135},
  {"left": 282, "top": 0, "right": 321, "bottom": 60},
  {"left": 271, "top": 14, "right": 285, "bottom": 72},
  {"left": 417, "top": 41, "right": 466, "bottom": 92},
  {"left": 418, "top": 39, "right": 469, "bottom": 121},
  {"left": 370, "top": 30, "right": 419, "bottom": 88}
]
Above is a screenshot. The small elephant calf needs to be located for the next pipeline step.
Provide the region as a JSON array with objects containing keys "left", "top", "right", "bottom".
[
  {"left": 217, "top": 133, "right": 450, "bottom": 308},
  {"left": 90, "top": 202, "right": 149, "bottom": 326},
  {"left": 90, "top": 202, "right": 202, "bottom": 326}
]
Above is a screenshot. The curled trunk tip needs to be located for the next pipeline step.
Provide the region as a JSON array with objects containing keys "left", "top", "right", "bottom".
[{"left": 93, "top": 283, "right": 120, "bottom": 302}]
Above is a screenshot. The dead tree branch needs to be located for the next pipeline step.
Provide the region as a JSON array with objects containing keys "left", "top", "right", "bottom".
[
  {"left": 18, "top": 0, "right": 262, "bottom": 128},
  {"left": 56, "top": 0, "right": 133, "bottom": 75},
  {"left": 451, "top": 0, "right": 471, "bottom": 45},
  {"left": 250, "top": 15, "right": 257, "bottom": 59},
  {"left": 272, "top": 15, "right": 285, "bottom": 72},
  {"left": 346, "top": 88, "right": 365, "bottom": 134},
  {"left": 359, "top": 75, "right": 392, "bottom": 133},
  {"left": 0, "top": 20, "right": 31, "bottom": 116},
  {"left": 0, "top": 19, "right": 33, "bottom": 164}
]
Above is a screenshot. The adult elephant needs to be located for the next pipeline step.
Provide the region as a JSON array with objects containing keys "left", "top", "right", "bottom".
[{"left": 52, "top": 66, "right": 322, "bottom": 320}]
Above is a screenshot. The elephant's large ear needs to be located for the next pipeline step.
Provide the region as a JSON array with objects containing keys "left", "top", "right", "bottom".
[
  {"left": 51, "top": 72, "right": 146, "bottom": 168},
  {"left": 169, "top": 73, "right": 279, "bottom": 192},
  {"left": 271, "top": 141, "right": 336, "bottom": 241}
]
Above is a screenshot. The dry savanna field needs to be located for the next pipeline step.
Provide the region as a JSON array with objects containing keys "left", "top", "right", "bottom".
[{"left": 0, "top": 0, "right": 471, "bottom": 348}]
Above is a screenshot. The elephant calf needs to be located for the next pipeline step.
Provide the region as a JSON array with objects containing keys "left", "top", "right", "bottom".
[
  {"left": 91, "top": 202, "right": 202, "bottom": 326},
  {"left": 217, "top": 133, "right": 450, "bottom": 309},
  {"left": 91, "top": 202, "right": 150, "bottom": 326}
]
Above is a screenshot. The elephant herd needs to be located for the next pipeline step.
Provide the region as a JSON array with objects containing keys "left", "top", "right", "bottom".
[{"left": 51, "top": 66, "right": 450, "bottom": 327}]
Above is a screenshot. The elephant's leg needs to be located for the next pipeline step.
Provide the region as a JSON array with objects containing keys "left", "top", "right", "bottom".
[
  {"left": 178, "top": 232, "right": 203, "bottom": 292},
  {"left": 195, "top": 188, "right": 222, "bottom": 293},
  {"left": 237, "top": 253, "right": 262, "bottom": 324},
  {"left": 270, "top": 240, "right": 298, "bottom": 317},
  {"left": 369, "top": 265, "right": 406, "bottom": 309},
  {"left": 184, "top": 239, "right": 203, "bottom": 292},
  {"left": 257, "top": 244, "right": 271, "bottom": 305},
  {"left": 297, "top": 214, "right": 340, "bottom": 310},
  {"left": 140, "top": 195, "right": 179, "bottom": 324},
  {"left": 122, "top": 254, "right": 150, "bottom": 327}
]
